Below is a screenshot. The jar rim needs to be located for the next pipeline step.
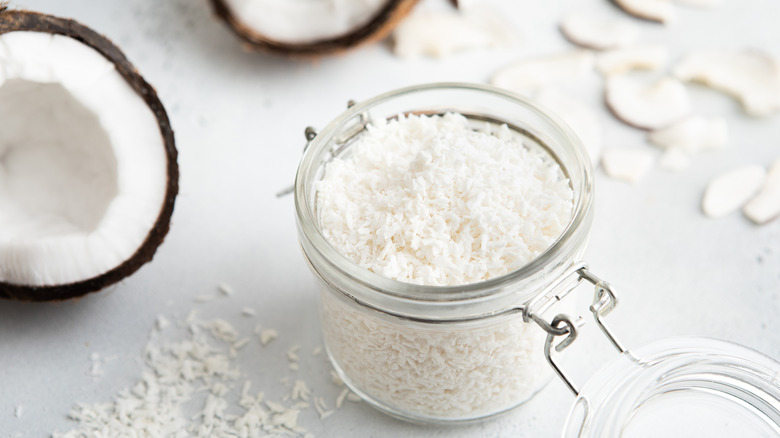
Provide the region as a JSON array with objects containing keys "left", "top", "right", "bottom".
[{"left": 294, "top": 82, "right": 594, "bottom": 303}]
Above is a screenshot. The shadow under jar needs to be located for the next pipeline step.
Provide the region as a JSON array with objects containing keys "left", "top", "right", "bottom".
[{"left": 294, "top": 83, "right": 594, "bottom": 423}]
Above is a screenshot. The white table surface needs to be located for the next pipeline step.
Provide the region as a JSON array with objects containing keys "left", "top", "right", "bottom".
[{"left": 2, "top": 0, "right": 779, "bottom": 437}]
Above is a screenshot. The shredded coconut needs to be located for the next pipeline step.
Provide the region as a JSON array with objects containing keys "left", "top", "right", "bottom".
[
  {"left": 241, "top": 307, "right": 256, "bottom": 317},
  {"left": 316, "top": 112, "right": 573, "bottom": 286},
  {"left": 53, "top": 312, "right": 343, "bottom": 437},
  {"left": 260, "top": 329, "right": 278, "bottom": 345},
  {"left": 314, "top": 113, "right": 572, "bottom": 419},
  {"left": 217, "top": 283, "right": 234, "bottom": 296}
]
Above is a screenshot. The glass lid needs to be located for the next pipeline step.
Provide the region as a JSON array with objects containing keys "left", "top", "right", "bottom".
[{"left": 562, "top": 337, "right": 780, "bottom": 438}]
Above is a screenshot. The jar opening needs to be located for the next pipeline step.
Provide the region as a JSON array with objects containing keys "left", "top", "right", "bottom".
[{"left": 295, "top": 83, "right": 594, "bottom": 306}]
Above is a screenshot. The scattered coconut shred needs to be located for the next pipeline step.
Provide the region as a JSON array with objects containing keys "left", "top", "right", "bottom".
[
  {"left": 53, "top": 309, "right": 356, "bottom": 438},
  {"left": 315, "top": 113, "right": 573, "bottom": 418}
]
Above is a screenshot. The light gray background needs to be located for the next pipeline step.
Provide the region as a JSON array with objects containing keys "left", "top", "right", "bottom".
[{"left": 1, "top": 0, "right": 779, "bottom": 437}]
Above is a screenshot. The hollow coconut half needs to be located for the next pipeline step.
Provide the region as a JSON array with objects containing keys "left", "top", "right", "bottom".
[
  {"left": 0, "top": 9, "right": 178, "bottom": 301},
  {"left": 210, "top": 0, "right": 419, "bottom": 56}
]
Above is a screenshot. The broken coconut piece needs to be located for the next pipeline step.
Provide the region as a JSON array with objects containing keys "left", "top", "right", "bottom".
[
  {"left": 744, "top": 160, "right": 780, "bottom": 224},
  {"left": 491, "top": 50, "right": 595, "bottom": 95},
  {"left": 647, "top": 116, "right": 728, "bottom": 154},
  {"left": 605, "top": 75, "right": 691, "bottom": 130},
  {"left": 210, "top": 0, "right": 419, "bottom": 56},
  {"left": 673, "top": 50, "right": 780, "bottom": 117},
  {"left": 658, "top": 148, "right": 690, "bottom": 171},
  {"left": 535, "top": 88, "right": 603, "bottom": 165},
  {"left": 597, "top": 45, "right": 669, "bottom": 76},
  {"left": 392, "top": 7, "right": 516, "bottom": 58},
  {"left": 559, "top": 14, "right": 641, "bottom": 50},
  {"left": 612, "top": 0, "right": 676, "bottom": 24},
  {"left": 702, "top": 165, "right": 766, "bottom": 218},
  {"left": 601, "top": 148, "right": 656, "bottom": 183},
  {"left": 674, "top": 0, "right": 722, "bottom": 8},
  {"left": 0, "top": 10, "right": 178, "bottom": 301}
]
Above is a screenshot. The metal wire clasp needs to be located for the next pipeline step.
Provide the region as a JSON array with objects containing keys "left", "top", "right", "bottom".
[{"left": 529, "top": 267, "right": 627, "bottom": 396}]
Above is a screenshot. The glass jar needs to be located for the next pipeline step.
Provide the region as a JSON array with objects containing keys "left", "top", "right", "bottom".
[
  {"left": 293, "top": 83, "right": 780, "bottom": 430},
  {"left": 294, "top": 83, "right": 594, "bottom": 422}
]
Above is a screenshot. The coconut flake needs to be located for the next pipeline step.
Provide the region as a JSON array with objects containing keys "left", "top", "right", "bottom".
[
  {"left": 241, "top": 307, "right": 256, "bottom": 317},
  {"left": 648, "top": 116, "right": 728, "bottom": 153},
  {"left": 491, "top": 51, "right": 595, "bottom": 95},
  {"left": 217, "top": 283, "right": 234, "bottom": 296},
  {"left": 393, "top": 7, "right": 517, "bottom": 58},
  {"left": 702, "top": 165, "right": 767, "bottom": 218},
  {"left": 535, "top": 88, "right": 603, "bottom": 165},
  {"left": 601, "top": 148, "right": 656, "bottom": 183},
  {"left": 614, "top": 0, "right": 676, "bottom": 23},
  {"left": 605, "top": 75, "right": 692, "bottom": 130},
  {"left": 658, "top": 148, "right": 691, "bottom": 172},
  {"left": 559, "top": 14, "right": 641, "bottom": 50},
  {"left": 674, "top": 0, "right": 722, "bottom": 8},
  {"left": 673, "top": 50, "right": 780, "bottom": 117},
  {"left": 744, "top": 160, "right": 780, "bottom": 224},
  {"left": 597, "top": 45, "right": 669, "bottom": 76}
]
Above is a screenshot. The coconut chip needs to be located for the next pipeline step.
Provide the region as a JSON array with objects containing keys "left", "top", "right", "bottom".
[
  {"left": 601, "top": 148, "right": 656, "bottom": 183},
  {"left": 392, "top": 7, "right": 517, "bottom": 58},
  {"left": 605, "top": 75, "right": 692, "bottom": 130},
  {"left": 597, "top": 45, "right": 669, "bottom": 76},
  {"left": 648, "top": 116, "right": 728, "bottom": 154},
  {"left": 491, "top": 50, "right": 595, "bottom": 95},
  {"left": 674, "top": 50, "right": 780, "bottom": 117},
  {"left": 658, "top": 148, "right": 691, "bottom": 172},
  {"left": 702, "top": 165, "right": 767, "bottom": 218},
  {"left": 744, "top": 160, "right": 780, "bottom": 224},
  {"left": 613, "top": 0, "right": 676, "bottom": 24},
  {"left": 535, "top": 88, "right": 603, "bottom": 165},
  {"left": 559, "top": 14, "right": 641, "bottom": 50}
]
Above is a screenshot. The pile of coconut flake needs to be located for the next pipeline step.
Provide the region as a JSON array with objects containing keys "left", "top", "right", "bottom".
[
  {"left": 53, "top": 305, "right": 357, "bottom": 438},
  {"left": 316, "top": 112, "right": 574, "bottom": 286}
]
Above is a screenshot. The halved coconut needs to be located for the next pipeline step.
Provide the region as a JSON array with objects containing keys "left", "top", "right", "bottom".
[
  {"left": 0, "top": 9, "right": 178, "bottom": 301},
  {"left": 210, "top": 0, "right": 419, "bottom": 56},
  {"left": 605, "top": 75, "right": 691, "bottom": 130},
  {"left": 673, "top": 50, "right": 780, "bottom": 117},
  {"left": 612, "top": 0, "right": 676, "bottom": 24},
  {"left": 559, "top": 14, "right": 641, "bottom": 50}
]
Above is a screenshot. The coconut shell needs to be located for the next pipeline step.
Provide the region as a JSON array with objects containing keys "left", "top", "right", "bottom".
[
  {"left": 0, "top": 8, "right": 179, "bottom": 302},
  {"left": 209, "top": 0, "right": 419, "bottom": 57}
]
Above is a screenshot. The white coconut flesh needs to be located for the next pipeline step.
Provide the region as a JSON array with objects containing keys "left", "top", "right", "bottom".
[
  {"left": 220, "top": 0, "right": 388, "bottom": 43},
  {"left": 0, "top": 31, "right": 167, "bottom": 287}
]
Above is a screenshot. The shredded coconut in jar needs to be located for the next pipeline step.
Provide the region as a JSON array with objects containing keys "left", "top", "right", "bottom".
[
  {"left": 313, "top": 112, "right": 575, "bottom": 419},
  {"left": 316, "top": 112, "right": 574, "bottom": 286}
]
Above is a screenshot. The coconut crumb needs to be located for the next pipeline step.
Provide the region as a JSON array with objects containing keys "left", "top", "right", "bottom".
[
  {"left": 194, "top": 294, "right": 213, "bottom": 303},
  {"left": 217, "top": 283, "right": 234, "bottom": 296},
  {"left": 260, "top": 329, "right": 278, "bottom": 346},
  {"left": 241, "top": 307, "right": 256, "bottom": 317},
  {"left": 156, "top": 315, "right": 171, "bottom": 331},
  {"left": 287, "top": 346, "right": 300, "bottom": 362},
  {"left": 233, "top": 337, "right": 250, "bottom": 350},
  {"left": 211, "top": 319, "right": 238, "bottom": 343},
  {"left": 289, "top": 363, "right": 300, "bottom": 371},
  {"left": 336, "top": 388, "right": 349, "bottom": 409},
  {"left": 14, "top": 405, "right": 23, "bottom": 418},
  {"left": 347, "top": 393, "right": 362, "bottom": 402},
  {"left": 313, "top": 397, "right": 334, "bottom": 420},
  {"left": 330, "top": 370, "right": 344, "bottom": 387},
  {"left": 291, "top": 380, "right": 311, "bottom": 401},
  {"left": 312, "top": 346, "right": 323, "bottom": 356}
]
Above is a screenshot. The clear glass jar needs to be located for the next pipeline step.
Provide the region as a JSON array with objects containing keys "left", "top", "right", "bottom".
[{"left": 294, "top": 83, "right": 594, "bottom": 422}]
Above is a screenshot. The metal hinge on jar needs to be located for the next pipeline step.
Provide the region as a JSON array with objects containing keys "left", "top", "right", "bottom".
[{"left": 525, "top": 267, "right": 628, "bottom": 396}]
